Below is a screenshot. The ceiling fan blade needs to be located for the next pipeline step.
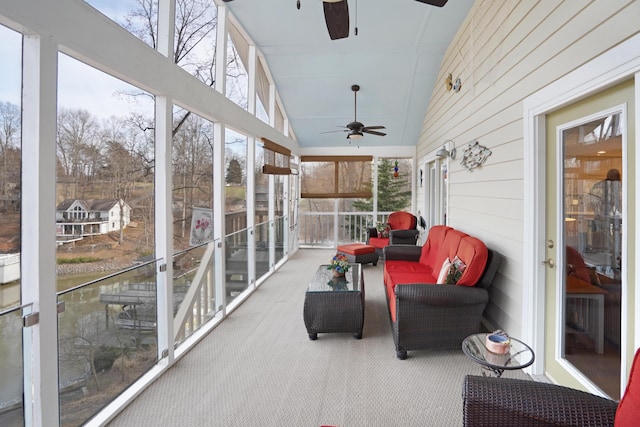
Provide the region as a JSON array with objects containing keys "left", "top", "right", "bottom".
[
  {"left": 323, "top": 0, "right": 349, "bottom": 40},
  {"left": 415, "top": 0, "right": 448, "bottom": 6},
  {"left": 362, "top": 125, "right": 386, "bottom": 130},
  {"left": 320, "top": 129, "right": 348, "bottom": 134},
  {"left": 363, "top": 129, "right": 386, "bottom": 137}
]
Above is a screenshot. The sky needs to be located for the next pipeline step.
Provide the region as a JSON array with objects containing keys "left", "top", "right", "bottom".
[
  {"left": 1, "top": 1, "right": 153, "bottom": 121},
  {"left": 0, "top": 1, "right": 246, "bottom": 149}
]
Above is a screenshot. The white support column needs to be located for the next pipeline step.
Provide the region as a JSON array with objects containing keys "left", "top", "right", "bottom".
[
  {"left": 269, "top": 85, "right": 276, "bottom": 128},
  {"left": 215, "top": 5, "right": 228, "bottom": 95},
  {"left": 283, "top": 174, "right": 290, "bottom": 257},
  {"left": 21, "top": 34, "right": 59, "bottom": 427},
  {"left": 246, "top": 137, "right": 256, "bottom": 286},
  {"left": 157, "top": 0, "right": 175, "bottom": 59},
  {"left": 269, "top": 174, "right": 276, "bottom": 268},
  {"left": 155, "top": 0, "right": 176, "bottom": 365},
  {"left": 154, "top": 97, "right": 174, "bottom": 363},
  {"left": 213, "top": 123, "right": 227, "bottom": 308},
  {"left": 247, "top": 44, "right": 257, "bottom": 115},
  {"left": 373, "top": 156, "right": 379, "bottom": 222}
]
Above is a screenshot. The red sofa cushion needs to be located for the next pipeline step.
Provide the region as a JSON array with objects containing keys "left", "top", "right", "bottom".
[
  {"left": 616, "top": 348, "right": 640, "bottom": 427},
  {"left": 388, "top": 211, "right": 417, "bottom": 230},
  {"left": 455, "top": 236, "right": 488, "bottom": 286},
  {"left": 433, "top": 229, "right": 467, "bottom": 275},
  {"left": 419, "top": 225, "right": 452, "bottom": 267}
]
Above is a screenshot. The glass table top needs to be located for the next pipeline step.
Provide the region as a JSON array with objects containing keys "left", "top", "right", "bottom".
[
  {"left": 307, "top": 264, "right": 362, "bottom": 292},
  {"left": 462, "top": 333, "right": 535, "bottom": 374}
]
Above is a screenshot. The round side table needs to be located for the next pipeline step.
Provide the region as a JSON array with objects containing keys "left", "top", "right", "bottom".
[{"left": 462, "top": 333, "right": 535, "bottom": 377}]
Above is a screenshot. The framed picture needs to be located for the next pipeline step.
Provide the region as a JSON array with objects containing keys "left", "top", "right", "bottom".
[{"left": 189, "top": 207, "right": 213, "bottom": 246}]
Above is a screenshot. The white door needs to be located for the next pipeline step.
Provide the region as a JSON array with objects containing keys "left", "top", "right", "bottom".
[{"left": 543, "top": 79, "right": 633, "bottom": 399}]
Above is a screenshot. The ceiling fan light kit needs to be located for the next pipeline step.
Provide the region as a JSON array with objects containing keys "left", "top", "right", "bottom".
[
  {"left": 322, "top": 84, "right": 387, "bottom": 143},
  {"left": 347, "top": 131, "right": 363, "bottom": 140}
]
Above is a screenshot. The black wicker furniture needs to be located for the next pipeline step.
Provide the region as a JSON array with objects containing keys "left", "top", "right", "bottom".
[
  {"left": 303, "top": 264, "right": 365, "bottom": 340},
  {"left": 462, "top": 375, "right": 618, "bottom": 426},
  {"left": 462, "top": 347, "right": 640, "bottom": 427},
  {"left": 383, "top": 225, "right": 502, "bottom": 359},
  {"left": 366, "top": 211, "right": 420, "bottom": 257},
  {"left": 337, "top": 243, "right": 379, "bottom": 266}
]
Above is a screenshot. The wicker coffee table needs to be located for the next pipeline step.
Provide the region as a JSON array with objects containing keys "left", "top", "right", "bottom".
[{"left": 303, "top": 263, "right": 365, "bottom": 340}]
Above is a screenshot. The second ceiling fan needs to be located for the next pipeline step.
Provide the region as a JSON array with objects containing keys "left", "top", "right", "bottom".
[{"left": 323, "top": 84, "right": 386, "bottom": 140}]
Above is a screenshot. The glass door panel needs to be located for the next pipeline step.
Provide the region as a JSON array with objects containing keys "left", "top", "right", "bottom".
[{"left": 561, "top": 111, "right": 622, "bottom": 398}]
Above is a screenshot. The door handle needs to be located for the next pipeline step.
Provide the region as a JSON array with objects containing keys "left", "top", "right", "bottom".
[{"left": 542, "top": 258, "right": 555, "bottom": 268}]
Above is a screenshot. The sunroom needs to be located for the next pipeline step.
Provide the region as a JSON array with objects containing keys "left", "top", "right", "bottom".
[{"left": 1, "top": 0, "right": 640, "bottom": 426}]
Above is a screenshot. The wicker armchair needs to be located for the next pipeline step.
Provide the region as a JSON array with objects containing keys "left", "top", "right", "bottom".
[
  {"left": 366, "top": 211, "right": 419, "bottom": 256},
  {"left": 462, "top": 348, "right": 640, "bottom": 427}
]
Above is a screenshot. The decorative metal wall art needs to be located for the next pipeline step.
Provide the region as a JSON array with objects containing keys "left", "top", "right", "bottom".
[{"left": 460, "top": 141, "right": 492, "bottom": 171}]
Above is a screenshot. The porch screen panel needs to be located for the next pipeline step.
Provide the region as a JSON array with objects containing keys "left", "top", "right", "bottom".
[
  {"left": 300, "top": 156, "right": 372, "bottom": 198},
  {"left": 275, "top": 104, "right": 285, "bottom": 133},
  {"left": 256, "top": 58, "right": 270, "bottom": 116}
]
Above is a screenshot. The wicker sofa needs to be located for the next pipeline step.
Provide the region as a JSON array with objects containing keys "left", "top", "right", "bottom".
[
  {"left": 383, "top": 225, "right": 501, "bottom": 359},
  {"left": 462, "top": 347, "right": 640, "bottom": 427}
]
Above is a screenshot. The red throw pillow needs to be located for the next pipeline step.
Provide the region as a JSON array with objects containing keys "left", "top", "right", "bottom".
[{"left": 615, "top": 348, "right": 640, "bottom": 426}]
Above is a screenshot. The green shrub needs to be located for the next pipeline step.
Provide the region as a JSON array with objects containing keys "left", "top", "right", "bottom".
[{"left": 57, "top": 256, "right": 102, "bottom": 264}]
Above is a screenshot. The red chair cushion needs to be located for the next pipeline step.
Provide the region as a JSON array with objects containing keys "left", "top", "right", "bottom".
[
  {"left": 368, "top": 237, "right": 389, "bottom": 249},
  {"left": 616, "top": 348, "right": 640, "bottom": 427},
  {"left": 387, "top": 211, "right": 417, "bottom": 230}
]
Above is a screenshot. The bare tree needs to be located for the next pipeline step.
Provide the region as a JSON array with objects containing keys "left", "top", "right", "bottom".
[
  {"left": 57, "top": 108, "right": 101, "bottom": 199},
  {"left": 99, "top": 114, "right": 154, "bottom": 245},
  {"left": 0, "top": 102, "right": 21, "bottom": 212},
  {"left": 172, "top": 111, "right": 213, "bottom": 243}
]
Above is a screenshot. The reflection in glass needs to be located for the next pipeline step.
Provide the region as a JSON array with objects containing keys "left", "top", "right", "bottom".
[
  {"left": 225, "top": 229, "right": 249, "bottom": 303},
  {"left": 57, "top": 263, "right": 159, "bottom": 426},
  {"left": 562, "top": 111, "right": 622, "bottom": 398},
  {"left": 0, "top": 308, "right": 23, "bottom": 427},
  {"left": 254, "top": 221, "right": 271, "bottom": 280}
]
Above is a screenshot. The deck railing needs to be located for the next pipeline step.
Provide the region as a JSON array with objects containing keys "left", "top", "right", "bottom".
[
  {"left": 299, "top": 211, "right": 392, "bottom": 247},
  {"left": 0, "top": 210, "right": 393, "bottom": 425}
]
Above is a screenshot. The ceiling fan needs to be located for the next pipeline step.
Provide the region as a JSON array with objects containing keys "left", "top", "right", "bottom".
[
  {"left": 323, "top": 84, "right": 386, "bottom": 141},
  {"left": 296, "top": 0, "right": 449, "bottom": 41}
]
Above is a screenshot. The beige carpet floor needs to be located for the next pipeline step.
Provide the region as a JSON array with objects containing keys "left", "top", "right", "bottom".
[{"left": 108, "top": 249, "right": 529, "bottom": 427}]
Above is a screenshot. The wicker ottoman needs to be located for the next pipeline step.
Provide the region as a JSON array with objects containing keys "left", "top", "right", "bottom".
[{"left": 337, "top": 243, "right": 378, "bottom": 266}]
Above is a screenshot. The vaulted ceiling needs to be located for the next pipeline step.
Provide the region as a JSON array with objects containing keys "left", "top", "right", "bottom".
[{"left": 223, "top": 0, "right": 474, "bottom": 148}]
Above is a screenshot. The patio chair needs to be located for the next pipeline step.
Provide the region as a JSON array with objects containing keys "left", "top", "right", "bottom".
[
  {"left": 462, "top": 347, "right": 640, "bottom": 427},
  {"left": 366, "top": 211, "right": 419, "bottom": 256}
]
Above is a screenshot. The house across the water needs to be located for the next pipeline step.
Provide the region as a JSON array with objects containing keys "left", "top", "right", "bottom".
[{"left": 55, "top": 199, "right": 131, "bottom": 240}]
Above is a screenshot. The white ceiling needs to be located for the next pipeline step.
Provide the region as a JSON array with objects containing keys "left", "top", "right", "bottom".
[{"left": 223, "top": 0, "right": 474, "bottom": 148}]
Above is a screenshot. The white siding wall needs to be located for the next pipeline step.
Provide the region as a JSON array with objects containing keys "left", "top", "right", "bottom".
[{"left": 416, "top": 0, "right": 640, "bottom": 336}]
